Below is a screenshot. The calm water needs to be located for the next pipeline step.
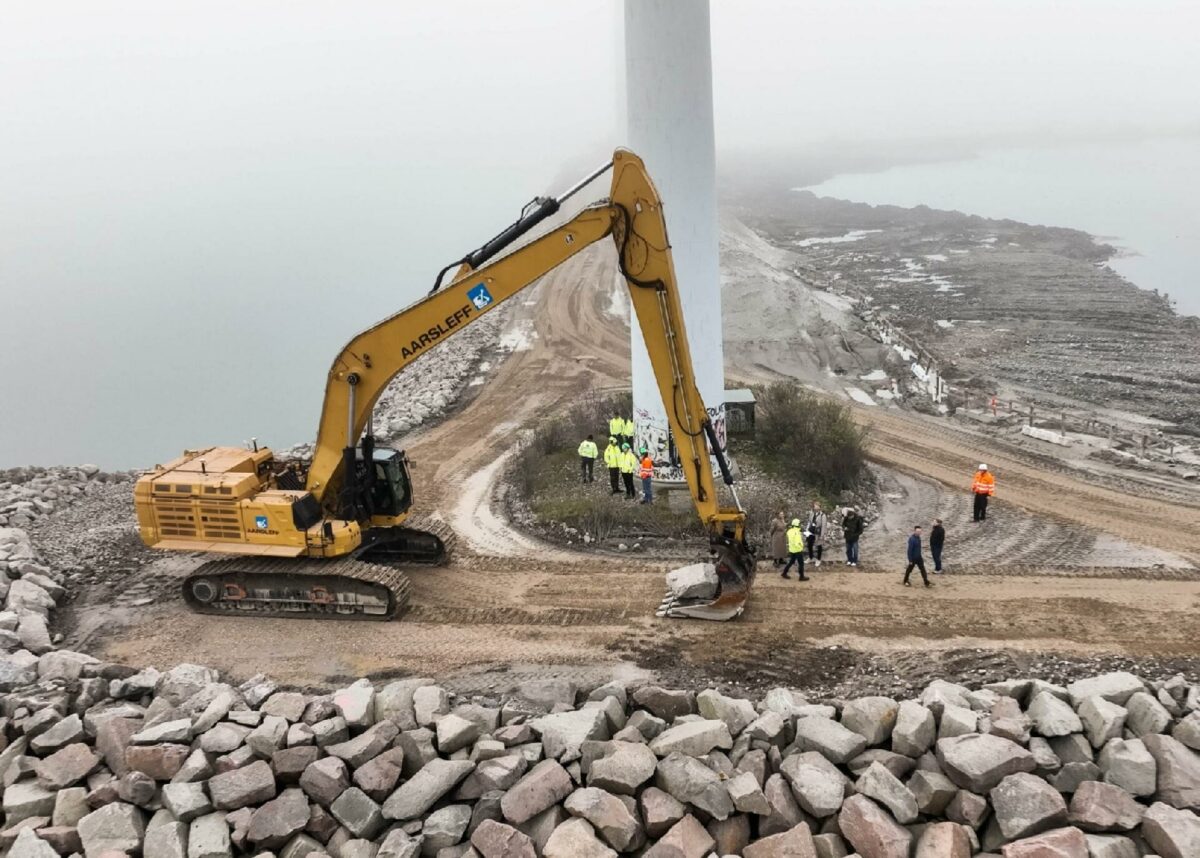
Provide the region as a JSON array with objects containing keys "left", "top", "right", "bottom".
[{"left": 806, "top": 137, "right": 1200, "bottom": 318}]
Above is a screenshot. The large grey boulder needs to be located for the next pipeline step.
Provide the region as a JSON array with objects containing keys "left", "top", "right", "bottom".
[
  {"left": 1066, "top": 673, "right": 1144, "bottom": 707},
  {"left": 3, "top": 782, "right": 57, "bottom": 825},
  {"left": 936, "top": 734, "right": 1036, "bottom": 792},
  {"left": 1078, "top": 697, "right": 1127, "bottom": 749},
  {"left": 383, "top": 759, "right": 474, "bottom": 821},
  {"left": 332, "top": 678, "right": 376, "bottom": 730},
  {"left": 1125, "top": 691, "right": 1172, "bottom": 738},
  {"left": 327, "top": 721, "right": 401, "bottom": 768},
  {"left": 648, "top": 719, "right": 732, "bottom": 757},
  {"left": 564, "top": 787, "right": 644, "bottom": 852},
  {"left": 471, "top": 818, "right": 538, "bottom": 858},
  {"left": 1098, "top": 737, "right": 1157, "bottom": 797},
  {"left": 1174, "top": 711, "right": 1200, "bottom": 751},
  {"left": 455, "top": 753, "right": 527, "bottom": 800},
  {"left": 855, "top": 761, "right": 918, "bottom": 824},
  {"left": 841, "top": 697, "right": 899, "bottom": 747},
  {"left": 909, "top": 769, "right": 958, "bottom": 816},
  {"left": 542, "top": 817, "right": 616, "bottom": 858},
  {"left": 531, "top": 708, "right": 609, "bottom": 763},
  {"left": 1082, "top": 833, "right": 1139, "bottom": 858},
  {"left": 188, "top": 811, "right": 233, "bottom": 858},
  {"left": 77, "top": 802, "right": 146, "bottom": 856},
  {"left": 374, "top": 678, "right": 434, "bottom": 730},
  {"left": 742, "top": 821, "right": 818, "bottom": 858},
  {"left": 641, "top": 814, "right": 714, "bottom": 858},
  {"left": 9, "top": 827, "right": 63, "bottom": 858},
  {"left": 654, "top": 751, "right": 734, "bottom": 820},
  {"left": 914, "top": 821, "right": 971, "bottom": 858},
  {"left": 1067, "top": 780, "right": 1144, "bottom": 832},
  {"left": 299, "top": 756, "right": 350, "bottom": 807},
  {"left": 162, "top": 781, "right": 213, "bottom": 822},
  {"left": 793, "top": 716, "right": 867, "bottom": 764},
  {"left": 35, "top": 742, "right": 101, "bottom": 790},
  {"left": 726, "top": 770, "right": 771, "bottom": 815},
  {"left": 989, "top": 772, "right": 1068, "bottom": 840},
  {"left": 1026, "top": 692, "right": 1082, "bottom": 738},
  {"left": 761, "top": 773, "right": 808, "bottom": 837},
  {"left": 998, "top": 825, "right": 1088, "bottom": 857},
  {"left": 696, "top": 689, "right": 758, "bottom": 737},
  {"left": 246, "top": 787, "right": 311, "bottom": 849},
  {"left": 838, "top": 794, "right": 911, "bottom": 858},
  {"left": 1142, "top": 733, "right": 1200, "bottom": 811},
  {"left": 631, "top": 685, "right": 696, "bottom": 722},
  {"left": 330, "top": 787, "right": 385, "bottom": 839},
  {"left": 209, "top": 759, "right": 277, "bottom": 810},
  {"left": 638, "top": 787, "right": 686, "bottom": 838},
  {"left": 421, "top": 803, "right": 471, "bottom": 854},
  {"left": 499, "top": 759, "right": 573, "bottom": 825},
  {"left": 665, "top": 563, "right": 718, "bottom": 599},
  {"left": 1141, "top": 801, "right": 1200, "bottom": 858},
  {"left": 588, "top": 741, "right": 657, "bottom": 795},
  {"left": 892, "top": 701, "right": 936, "bottom": 758}
]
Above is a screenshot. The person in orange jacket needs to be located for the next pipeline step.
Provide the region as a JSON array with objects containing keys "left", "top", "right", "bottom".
[
  {"left": 638, "top": 448, "right": 655, "bottom": 504},
  {"left": 972, "top": 464, "right": 995, "bottom": 522}
]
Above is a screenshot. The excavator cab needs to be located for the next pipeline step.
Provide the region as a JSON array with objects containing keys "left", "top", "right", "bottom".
[{"left": 362, "top": 448, "right": 413, "bottom": 519}]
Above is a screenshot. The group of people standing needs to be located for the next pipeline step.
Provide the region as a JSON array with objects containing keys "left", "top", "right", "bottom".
[
  {"left": 768, "top": 502, "right": 851, "bottom": 582},
  {"left": 768, "top": 504, "right": 952, "bottom": 586},
  {"left": 577, "top": 412, "right": 654, "bottom": 503}
]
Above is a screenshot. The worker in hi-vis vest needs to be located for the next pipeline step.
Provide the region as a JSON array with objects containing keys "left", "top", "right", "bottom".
[
  {"left": 638, "top": 448, "right": 654, "bottom": 504},
  {"left": 609, "top": 413, "right": 625, "bottom": 443},
  {"left": 619, "top": 443, "right": 638, "bottom": 499},
  {"left": 971, "top": 464, "right": 995, "bottom": 522},
  {"left": 622, "top": 417, "right": 635, "bottom": 448},
  {"left": 577, "top": 435, "right": 598, "bottom": 484},
  {"left": 781, "top": 518, "right": 810, "bottom": 581},
  {"left": 603, "top": 437, "right": 622, "bottom": 495}
]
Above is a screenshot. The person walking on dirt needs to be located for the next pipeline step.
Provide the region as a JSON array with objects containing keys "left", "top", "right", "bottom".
[
  {"left": 805, "top": 502, "right": 827, "bottom": 567},
  {"left": 972, "top": 464, "right": 995, "bottom": 522},
  {"left": 930, "top": 518, "right": 946, "bottom": 573},
  {"left": 841, "top": 506, "right": 865, "bottom": 567},
  {"left": 619, "top": 443, "right": 638, "bottom": 499},
  {"left": 903, "top": 525, "right": 931, "bottom": 587},
  {"left": 781, "top": 518, "right": 810, "bottom": 580},
  {"left": 622, "top": 416, "right": 636, "bottom": 449},
  {"left": 769, "top": 510, "right": 788, "bottom": 567},
  {"left": 638, "top": 448, "right": 654, "bottom": 504},
  {"left": 603, "top": 437, "right": 622, "bottom": 495},
  {"left": 577, "top": 435, "right": 598, "bottom": 484},
  {"left": 609, "top": 412, "right": 625, "bottom": 444}
]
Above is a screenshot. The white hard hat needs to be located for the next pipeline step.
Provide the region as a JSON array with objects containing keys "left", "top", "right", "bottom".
[{"left": 979, "top": 464, "right": 988, "bottom": 471}]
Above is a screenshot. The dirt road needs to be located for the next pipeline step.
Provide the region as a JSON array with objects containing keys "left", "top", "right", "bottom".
[{"left": 86, "top": 243, "right": 1200, "bottom": 692}]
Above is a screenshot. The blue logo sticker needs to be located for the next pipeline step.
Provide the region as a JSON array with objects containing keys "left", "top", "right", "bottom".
[
  {"left": 254, "top": 515, "right": 269, "bottom": 529},
  {"left": 467, "top": 283, "right": 494, "bottom": 311}
]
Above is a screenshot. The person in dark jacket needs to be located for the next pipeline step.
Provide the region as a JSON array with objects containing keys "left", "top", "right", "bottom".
[
  {"left": 841, "top": 507, "right": 865, "bottom": 567},
  {"left": 930, "top": 518, "right": 946, "bottom": 573},
  {"left": 903, "top": 525, "right": 931, "bottom": 587}
]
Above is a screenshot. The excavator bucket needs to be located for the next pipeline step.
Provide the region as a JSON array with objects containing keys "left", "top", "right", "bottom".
[{"left": 655, "top": 540, "right": 757, "bottom": 621}]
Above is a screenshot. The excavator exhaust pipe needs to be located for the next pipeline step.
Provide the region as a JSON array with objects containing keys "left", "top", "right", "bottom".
[{"left": 655, "top": 539, "right": 757, "bottom": 621}]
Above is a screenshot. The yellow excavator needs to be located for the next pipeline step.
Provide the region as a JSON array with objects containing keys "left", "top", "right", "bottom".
[{"left": 134, "top": 149, "right": 755, "bottom": 621}]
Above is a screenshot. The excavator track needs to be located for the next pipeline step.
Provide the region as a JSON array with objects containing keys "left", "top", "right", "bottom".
[
  {"left": 182, "top": 556, "right": 411, "bottom": 621},
  {"left": 357, "top": 515, "right": 457, "bottom": 566}
]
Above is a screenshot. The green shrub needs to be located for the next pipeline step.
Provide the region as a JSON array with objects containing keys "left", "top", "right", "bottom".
[{"left": 752, "top": 382, "right": 868, "bottom": 493}]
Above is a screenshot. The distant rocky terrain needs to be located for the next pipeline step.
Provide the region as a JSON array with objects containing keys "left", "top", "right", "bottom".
[{"left": 731, "top": 190, "right": 1200, "bottom": 435}]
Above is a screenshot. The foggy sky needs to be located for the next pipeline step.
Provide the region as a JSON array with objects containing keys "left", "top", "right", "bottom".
[{"left": 2, "top": 1, "right": 1197, "bottom": 467}]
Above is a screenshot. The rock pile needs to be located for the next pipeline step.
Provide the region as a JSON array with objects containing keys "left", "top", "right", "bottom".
[
  {"left": 0, "top": 662, "right": 1196, "bottom": 858},
  {"left": 0, "top": 468, "right": 130, "bottom": 530}
]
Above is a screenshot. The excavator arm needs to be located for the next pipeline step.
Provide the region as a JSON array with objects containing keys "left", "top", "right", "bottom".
[{"left": 309, "top": 149, "right": 754, "bottom": 618}]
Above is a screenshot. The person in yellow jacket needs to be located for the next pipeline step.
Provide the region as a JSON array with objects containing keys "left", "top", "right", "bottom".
[
  {"left": 577, "top": 435, "right": 598, "bottom": 484},
  {"left": 781, "top": 518, "right": 810, "bottom": 581},
  {"left": 603, "top": 437, "right": 622, "bottom": 495},
  {"left": 618, "top": 443, "right": 638, "bottom": 499},
  {"left": 622, "top": 417, "right": 636, "bottom": 448},
  {"left": 609, "top": 412, "right": 625, "bottom": 444},
  {"left": 971, "top": 463, "right": 995, "bottom": 522}
]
